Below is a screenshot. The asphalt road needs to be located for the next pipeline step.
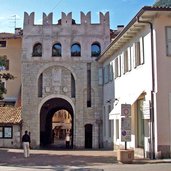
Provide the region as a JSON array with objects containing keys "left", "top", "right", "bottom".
[{"left": 0, "top": 148, "right": 171, "bottom": 171}]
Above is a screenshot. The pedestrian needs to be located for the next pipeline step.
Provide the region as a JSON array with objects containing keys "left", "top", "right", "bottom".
[
  {"left": 65, "top": 133, "right": 70, "bottom": 149},
  {"left": 22, "top": 130, "right": 31, "bottom": 158}
]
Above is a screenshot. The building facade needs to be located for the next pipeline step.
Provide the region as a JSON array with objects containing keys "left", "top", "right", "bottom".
[
  {"left": 1, "top": 6, "right": 171, "bottom": 159},
  {"left": 0, "top": 31, "right": 22, "bottom": 148},
  {"left": 21, "top": 12, "right": 110, "bottom": 148},
  {"left": 98, "top": 6, "right": 171, "bottom": 158},
  {"left": 0, "top": 31, "right": 22, "bottom": 104}
]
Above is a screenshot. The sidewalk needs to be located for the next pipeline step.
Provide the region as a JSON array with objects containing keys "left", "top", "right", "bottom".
[{"left": 132, "top": 158, "right": 171, "bottom": 164}]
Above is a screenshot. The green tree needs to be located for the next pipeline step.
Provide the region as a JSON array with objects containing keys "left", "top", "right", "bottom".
[
  {"left": 154, "top": 0, "right": 171, "bottom": 7},
  {"left": 0, "top": 55, "right": 14, "bottom": 100}
]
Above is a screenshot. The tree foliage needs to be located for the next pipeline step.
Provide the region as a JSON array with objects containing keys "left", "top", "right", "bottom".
[
  {"left": 0, "top": 55, "right": 15, "bottom": 100},
  {"left": 154, "top": 0, "right": 171, "bottom": 7}
]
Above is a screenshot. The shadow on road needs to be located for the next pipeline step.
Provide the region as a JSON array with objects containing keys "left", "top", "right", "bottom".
[{"left": 0, "top": 148, "right": 117, "bottom": 169}]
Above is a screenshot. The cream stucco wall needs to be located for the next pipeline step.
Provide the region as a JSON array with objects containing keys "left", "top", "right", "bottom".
[
  {"left": 0, "top": 37, "right": 22, "bottom": 102},
  {"left": 153, "top": 15, "right": 171, "bottom": 154}
]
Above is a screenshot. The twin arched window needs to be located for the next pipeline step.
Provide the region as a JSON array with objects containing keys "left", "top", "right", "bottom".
[
  {"left": 32, "top": 43, "right": 42, "bottom": 57},
  {"left": 52, "top": 43, "right": 62, "bottom": 57},
  {"left": 91, "top": 42, "right": 101, "bottom": 57}
]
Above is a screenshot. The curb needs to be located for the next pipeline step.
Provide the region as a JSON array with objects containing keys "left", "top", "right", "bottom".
[{"left": 132, "top": 159, "right": 171, "bottom": 164}]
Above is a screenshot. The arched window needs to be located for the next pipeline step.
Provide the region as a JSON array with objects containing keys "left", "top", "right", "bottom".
[
  {"left": 71, "top": 43, "right": 81, "bottom": 56},
  {"left": 91, "top": 42, "right": 101, "bottom": 57},
  {"left": 71, "top": 73, "right": 75, "bottom": 98},
  {"left": 32, "top": 43, "right": 42, "bottom": 57},
  {"left": 52, "top": 43, "right": 62, "bottom": 57}
]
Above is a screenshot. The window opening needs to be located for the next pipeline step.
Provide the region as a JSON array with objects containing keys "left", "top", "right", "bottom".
[
  {"left": 0, "top": 55, "right": 9, "bottom": 71},
  {"left": 71, "top": 74, "right": 75, "bottom": 98},
  {"left": 0, "top": 41, "right": 6, "bottom": 48},
  {"left": 134, "top": 41, "right": 141, "bottom": 67},
  {"left": 91, "top": 43, "right": 101, "bottom": 57},
  {"left": 52, "top": 43, "right": 62, "bottom": 57},
  {"left": 32, "top": 43, "right": 42, "bottom": 57},
  {"left": 38, "top": 73, "right": 43, "bottom": 97},
  {"left": 87, "top": 63, "right": 91, "bottom": 107},
  {"left": 0, "top": 126, "right": 12, "bottom": 138},
  {"left": 166, "top": 27, "right": 171, "bottom": 56},
  {"left": 71, "top": 43, "right": 81, "bottom": 56}
]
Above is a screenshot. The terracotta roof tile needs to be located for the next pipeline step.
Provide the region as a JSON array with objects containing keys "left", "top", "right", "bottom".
[
  {"left": 0, "top": 107, "right": 22, "bottom": 124},
  {"left": 0, "top": 33, "right": 22, "bottom": 39}
]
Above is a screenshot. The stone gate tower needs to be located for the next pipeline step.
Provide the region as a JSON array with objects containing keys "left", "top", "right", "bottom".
[{"left": 21, "top": 11, "right": 110, "bottom": 148}]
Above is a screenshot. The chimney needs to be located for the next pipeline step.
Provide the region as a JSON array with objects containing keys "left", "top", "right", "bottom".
[
  {"left": 117, "top": 25, "right": 124, "bottom": 31},
  {"left": 15, "top": 28, "right": 22, "bottom": 35}
]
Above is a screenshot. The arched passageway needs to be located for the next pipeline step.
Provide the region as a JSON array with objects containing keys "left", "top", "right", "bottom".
[{"left": 40, "top": 98, "right": 74, "bottom": 149}]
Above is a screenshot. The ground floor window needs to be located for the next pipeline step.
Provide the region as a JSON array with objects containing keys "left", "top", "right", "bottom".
[{"left": 0, "top": 126, "right": 12, "bottom": 138}]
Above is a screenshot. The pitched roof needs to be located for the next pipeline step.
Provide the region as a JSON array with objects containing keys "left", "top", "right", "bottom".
[
  {"left": 0, "top": 107, "right": 22, "bottom": 124},
  {"left": 97, "top": 6, "right": 171, "bottom": 63}
]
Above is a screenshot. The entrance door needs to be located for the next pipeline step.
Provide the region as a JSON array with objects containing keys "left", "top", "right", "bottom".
[
  {"left": 85, "top": 124, "right": 92, "bottom": 148},
  {"left": 137, "top": 99, "right": 145, "bottom": 148}
]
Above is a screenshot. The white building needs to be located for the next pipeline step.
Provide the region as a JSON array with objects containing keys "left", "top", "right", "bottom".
[{"left": 98, "top": 6, "right": 171, "bottom": 158}]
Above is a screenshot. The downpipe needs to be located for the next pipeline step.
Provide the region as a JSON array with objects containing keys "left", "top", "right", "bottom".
[{"left": 137, "top": 16, "right": 155, "bottom": 159}]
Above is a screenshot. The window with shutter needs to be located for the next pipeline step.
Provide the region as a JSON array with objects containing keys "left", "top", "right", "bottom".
[{"left": 166, "top": 27, "right": 171, "bottom": 56}]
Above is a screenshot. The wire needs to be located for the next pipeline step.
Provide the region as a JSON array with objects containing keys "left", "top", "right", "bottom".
[
  {"left": 51, "top": 0, "right": 65, "bottom": 12},
  {"left": 24, "top": 0, "right": 65, "bottom": 38}
]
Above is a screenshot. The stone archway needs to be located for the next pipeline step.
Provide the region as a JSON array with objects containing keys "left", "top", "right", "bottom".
[{"left": 40, "top": 98, "right": 74, "bottom": 149}]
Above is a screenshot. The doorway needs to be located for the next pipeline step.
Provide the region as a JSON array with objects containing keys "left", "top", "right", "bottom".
[
  {"left": 40, "top": 98, "right": 73, "bottom": 149},
  {"left": 85, "top": 124, "right": 92, "bottom": 148},
  {"left": 137, "top": 99, "right": 145, "bottom": 148},
  {"left": 52, "top": 109, "right": 72, "bottom": 148}
]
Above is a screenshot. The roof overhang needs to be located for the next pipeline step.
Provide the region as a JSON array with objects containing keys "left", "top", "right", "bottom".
[
  {"left": 0, "top": 33, "right": 22, "bottom": 39},
  {"left": 97, "top": 6, "right": 171, "bottom": 63}
]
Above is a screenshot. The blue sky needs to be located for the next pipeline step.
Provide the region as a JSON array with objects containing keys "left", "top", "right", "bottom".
[{"left": 0, "top": 0, "right": 155, "bottom": 33}]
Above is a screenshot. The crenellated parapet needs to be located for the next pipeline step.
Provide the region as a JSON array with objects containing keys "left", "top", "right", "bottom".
[
  {"left": 43, "top": 13, "right": 53, "bottom": 25},
  {"left": 23, "top": 11, "right": 110, "bottom": 26},
  {"left": 24, "top": 12, "right": 34, "bottom": 25},
  {"left": 61, "top": 12, "right": 72, "bottom": 25},
  {"left": 81, "top": 12, "right": 91, "bottom": 24},
  {"left": 100, "top": 12, "right": 109, "bottom": 26}
]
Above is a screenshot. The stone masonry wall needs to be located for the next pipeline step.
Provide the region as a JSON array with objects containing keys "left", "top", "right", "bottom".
[{"left": 22, "top": 12, "right": 110, "bottom": 148}]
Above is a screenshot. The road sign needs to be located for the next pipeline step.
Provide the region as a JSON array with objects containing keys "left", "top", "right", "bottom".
[
  {"left": 121, "top": 104, "right": 131, "bottom": 117},
  {"left": 121, "top": 117, "right": 131, "bottom": 130},
  {"left": 121, "top": 130, "right": 131, "bottom": 142},
  {"left": 121, "top": 117, "right": 131, "bottom": 142}
]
